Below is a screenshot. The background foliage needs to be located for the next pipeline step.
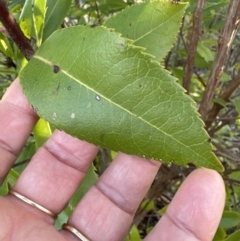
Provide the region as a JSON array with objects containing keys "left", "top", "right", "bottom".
[{"left": 0, "top": 0, "right": 240, "bottom": 240}]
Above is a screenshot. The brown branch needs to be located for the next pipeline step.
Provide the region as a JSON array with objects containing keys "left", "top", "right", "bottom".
[
  {"left": 0, "top": 0, "right": 34, "bottom": 60},
  {"left": 182, "top": 0, "right": 206, "bottom": 93},
  {"left": 205, "top": 72, "right": 240, "bottom": 129},
  {"left": 199, "top": 0, "right": 240, "bottom": 121}
]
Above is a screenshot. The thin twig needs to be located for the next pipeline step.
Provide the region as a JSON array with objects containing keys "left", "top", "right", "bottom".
[{"left": 0, "top": 1, "right": 35, "bottom": 60}]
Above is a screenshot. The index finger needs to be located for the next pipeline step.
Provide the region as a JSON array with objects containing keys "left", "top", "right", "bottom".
[{"left": 0, "top": 79, "right": 38, "bottom": 183}]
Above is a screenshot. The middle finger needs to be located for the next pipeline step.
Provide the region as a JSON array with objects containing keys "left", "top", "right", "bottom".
[{"left": 65, "top": 153, "right": 160, "bottom": 241}]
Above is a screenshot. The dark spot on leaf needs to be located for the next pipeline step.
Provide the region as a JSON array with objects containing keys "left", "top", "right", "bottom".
[
  {"left": 129, "top": 23, "right": 132, "bottom": 26},
  {"left": 207, "top": 138, "right": 212, "bottom": 143},
  {"left": 53, "top": 65, "right": 60, "bottom": 73},
  {"left": 139, "top": 84, "right": 142, "bottom": 88},
  {"left": 67, "top": 86, "right": 71, "bottom": 90},
  {"left": 51, "top": 83, "right": 60, "bottom": 95},
  {"left": 110, "top": 29, "right": 113, "bottom": 32},
  {"left": 83, "top": 37, "right": 85, "bottom": 41}
]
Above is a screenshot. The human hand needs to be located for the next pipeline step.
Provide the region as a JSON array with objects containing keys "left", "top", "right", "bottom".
[{"left": 0, "top": 79, "right": 225, "bottom": 241}]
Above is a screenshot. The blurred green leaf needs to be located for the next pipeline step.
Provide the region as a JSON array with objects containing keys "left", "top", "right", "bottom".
[
  {"left": 213, "top": 228, "right": 226, "bottom": 241},
  {"left": 140, "top": 199, "right": 154, "bottom": 212},
  {"left": 42, "top": 0, "right": 72, "bottom": 41},
  {"left": 33, "top": 118, "right": 52, "bottom": 149},
  {"left": 158, "top": 205, "right": 168, "bottom": 215},
  {"left": 219, "top": 211, "right": 240, "bottom": 229},
  {"left": 19, "top": 0, "right": 32, "bottom": 39},
  {"left": 233, "top": 99, "right": 240, "bottom": 116},
  {"left": 214, "top": 98, "right": 227, "bottom": 107},
  {"left": 0, "top": 32, "right": 14, "bottom": 57},
  {"left": 0, "top": 169, "right": 19, "bottom": 196},
  {"left": 99, "top": 0, "right": 128, "bottom": 15},
  {"left": 126, "top": 225, "right": 142, "bottom": 241},
  {"left": 32, "top": 0, "right": 47, "bottom": 47},
  {"left": 225, "top": 229, "right": 240, "bottom": 241},
  {"left": 55, "top": 210, "right": 68, "bottom": 229},
  {"left": 197, "top": 42, "right": 214, "bottom": 62},
  {"left": 14, "top": 137, "right": 36, "bottom": 173},
  {"left": 64, "top": 164, "right": 98, "bottom": 216},
  {"left": 220, "top": 72, "right": 232, "bottom": 82}
]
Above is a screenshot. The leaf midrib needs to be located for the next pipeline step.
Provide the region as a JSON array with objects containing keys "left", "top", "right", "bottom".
[{"left": 133, "top": 10, "right": 179, "bottom": 44}]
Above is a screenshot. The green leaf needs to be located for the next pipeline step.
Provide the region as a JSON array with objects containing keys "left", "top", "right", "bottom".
[
  {"left": 105, "top": 0, "right": 187, "bottom": 61},
  {"left": 19, "top": 0, "right": 33, "bottom": 39},
  {"left": 19, "top": 26, "right": 223, "bottom": 171},
  {"left": 212, "top": 228, "right": 226, "bottom": 241},
  {"left": 140, "top": 199, "right": 155, "bottom": 212},
  {"left": 214, "top": 98, "right": 227, "bottom": 107},
  {"left": 197, "top": 42, "right": 214, "bottom": 63},
  {"left": 225, "top": 229, "right": 240, "bottom": 241},
  {"left": 19, "top": 0, "right": 47, "bottom": 46},
  {"left": 0, "top": 32, "right": 14, "bottom": 57},
  {"left": 0, "top": 169, "right": 19, "bottom": 196},
  {"left": 99, "top": 0, "right": 128, "bottom": 15},
  {"left": 233, "top": 99, "right": 240, "bottom": 116},
  {"left": 220, "top": 72, "right": 232, "bottom": 82},
  {"left": 65, "top": 164, "right": 98, "bottom": 215},
  {"left": 126, "top": 225, "right": 142, "bottom": 241},
  {"left": 55, "top": 210, "right": 68, "bottom": 229},
  {"left": 42, "top": 0, "right": 72, "bottom": 41},
  {"left": 32, "top": 0, "right": 47, "bottom": 47},
  {"left": 158, "top": 205, "right": 168, "bottom": 215},
  {"left": 14, "top": 136, "right": 35, "bottom": 173},
  {"left": 33, "top": 118, "right": 52, "bottom": 149},
  {"left": 219, "top": 211, "right": 240, "bottom": 229}
]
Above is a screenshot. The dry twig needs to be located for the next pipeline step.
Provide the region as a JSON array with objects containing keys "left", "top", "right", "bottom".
[{"left": 199, "top": 0, "right": 240, "bottom": 121}]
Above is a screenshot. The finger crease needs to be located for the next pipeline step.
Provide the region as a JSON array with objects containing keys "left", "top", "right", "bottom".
[
  {"left": 42, "top": 145, "right": 87, "bottom": 174},
  {"left": 3, "top": 100, "right": 37, "bottom": 118},
  {"left": 0, "top": 139, "right": 18, "bottom": 157},
  {"left": 164, "top": 211, "right": 202, "bottom": 241},
  {"left": 95, "top": 181, "right": 134, "bottom": 216}
]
